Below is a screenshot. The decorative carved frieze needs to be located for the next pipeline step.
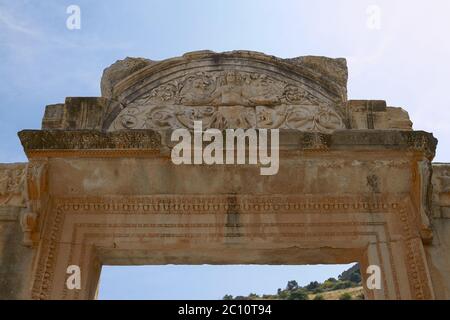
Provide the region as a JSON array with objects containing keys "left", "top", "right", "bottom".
[
  {"left": 18, "top": 130, "right": 162, "bottom": 151},
  {"left": 111, "top": 103, "right": 345, "bottom": 133},
  {"left": 109, "top": 70, "right": 345, "bottom": 133},
  {"left": 18, "top": 129, "right": 437, "bottom": 158},
  {"left": 131, "top": 71, "right": 324, "bottom": 107}
]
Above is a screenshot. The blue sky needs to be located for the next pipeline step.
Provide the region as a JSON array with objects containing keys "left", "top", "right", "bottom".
[
  {"left": 99, "top": 264, "right": 355, "bottom": 300},
  {"left": 1, "top": 0, "right": 450, "bottom": 299}
]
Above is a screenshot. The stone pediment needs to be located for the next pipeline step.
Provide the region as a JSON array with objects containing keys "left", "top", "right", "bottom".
[
  {"left": 39, "top": 51, "right": 413, "bottom": 133},
  {"left": 101, "top": 51, "right": 348, "bottom": 133}
]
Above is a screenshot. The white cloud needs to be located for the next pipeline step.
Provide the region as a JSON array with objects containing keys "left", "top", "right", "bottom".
[{"left": 0, "top": 7, "right": 40, "bottom": 37}]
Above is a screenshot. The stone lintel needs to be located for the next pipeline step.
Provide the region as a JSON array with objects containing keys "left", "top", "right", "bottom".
[{"left": 18, "top": 129, "right": 437, "bottom": 159}]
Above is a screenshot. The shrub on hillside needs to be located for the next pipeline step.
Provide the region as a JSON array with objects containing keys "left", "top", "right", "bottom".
[
  {"left": 287, "top": 288, "right": 309, "bottom": 300},
  {"left": 339, "top": 292, "right": 352, "bottom": 300},
  {"left": 305, "top": 281, "right": 320, "bottom": 291},
  {"left": 332, "top": 280, "right": 353, "bottom": 290}
]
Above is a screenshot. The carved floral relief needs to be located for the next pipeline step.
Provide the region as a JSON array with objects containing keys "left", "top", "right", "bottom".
[{"left": 110, "top": 70, "right": 345, "bottom": 133}]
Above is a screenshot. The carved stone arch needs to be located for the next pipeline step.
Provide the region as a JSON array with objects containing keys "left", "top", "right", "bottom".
[
  {"left": 6, "top": 50, "right": 446, "bottom": 300},
  {"left": 102, "top": 51, "right": 349, "bottom": 133}
]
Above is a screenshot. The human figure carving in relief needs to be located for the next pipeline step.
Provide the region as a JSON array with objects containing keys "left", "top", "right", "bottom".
[
  {"left": 110, "top": 68, "right": 346, "bottom": 133},
  {"left": 179, "top": 71, "right": 281, "bottom": 107},
  {"left": 210, "top": 71, "right": 251, "bottom": 106}
]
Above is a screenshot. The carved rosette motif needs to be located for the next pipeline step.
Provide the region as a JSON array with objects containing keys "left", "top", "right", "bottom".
[{"left": 110, "top": 71, "right": 345, "bottom": 133}]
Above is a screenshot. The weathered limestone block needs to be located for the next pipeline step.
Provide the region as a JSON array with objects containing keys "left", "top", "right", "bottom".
[
  {"left": 42, "top": 97, "right": 108, "bottom": 130},
  {"left": 284, "top": 55, "right": 348, "bottom": 90},
  {"left": 384, "top": 107, "right": 413, "bottom": 130},
  {"left": 101, "top": 57, "right": 154, "bottom": 99},
  {"left": 41, "top": 104, "right": 65, "bottom": 129},
  {"left": 432, "top": 164, "right": 450, "bottom": 218},
  {"left": 348, "top": 100, "right": 413, "bottom": 130}
]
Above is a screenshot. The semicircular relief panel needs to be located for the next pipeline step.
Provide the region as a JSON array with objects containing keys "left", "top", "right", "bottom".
[{"left": 107, "top": 57, "right": 347, "bottom": 133}]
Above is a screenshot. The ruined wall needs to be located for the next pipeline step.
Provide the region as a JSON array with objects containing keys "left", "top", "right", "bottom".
[
  {"left": 0, "top": 164, "right": 35, "bottom": 299},
  {"left": 425, "top": 164, "right": 450, "bottom": 299}
]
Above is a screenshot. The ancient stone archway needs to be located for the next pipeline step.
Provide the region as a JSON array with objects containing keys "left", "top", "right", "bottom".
[{"left": 1, "top": 51, "right": 450, "bottom": 300}]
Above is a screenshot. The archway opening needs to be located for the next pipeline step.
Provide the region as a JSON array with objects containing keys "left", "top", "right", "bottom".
[{"left": 98, "top": 264, "right": 362, "bottom": 300}]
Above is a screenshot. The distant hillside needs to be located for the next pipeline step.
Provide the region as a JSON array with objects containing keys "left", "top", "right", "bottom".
[{"left": 223, "top": 264, "right": 364, "bottom": 300}]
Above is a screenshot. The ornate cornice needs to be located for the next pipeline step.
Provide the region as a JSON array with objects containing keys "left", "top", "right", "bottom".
[
  {"left": 18, "top": 129, "right": 161, "bottom": 153},
  {"left": 18, "top": 129, "right": 437, "bottom": 159}
]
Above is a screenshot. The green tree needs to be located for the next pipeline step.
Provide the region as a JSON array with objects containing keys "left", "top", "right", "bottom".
[
  {"left": 286, "top": 280, "right": 299, "bottom": 291},
  {"left": 223, "top": 294, "right": 233, "bottom": 300},
  {"left": 313, "top": 294, "right": 325, "bottom": 300},
  {"left": 338, "top": 264, "right": 361, "bottom": 284},
  {"left": 349, "top": 272, "right": 361, "bottom": 284}
]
